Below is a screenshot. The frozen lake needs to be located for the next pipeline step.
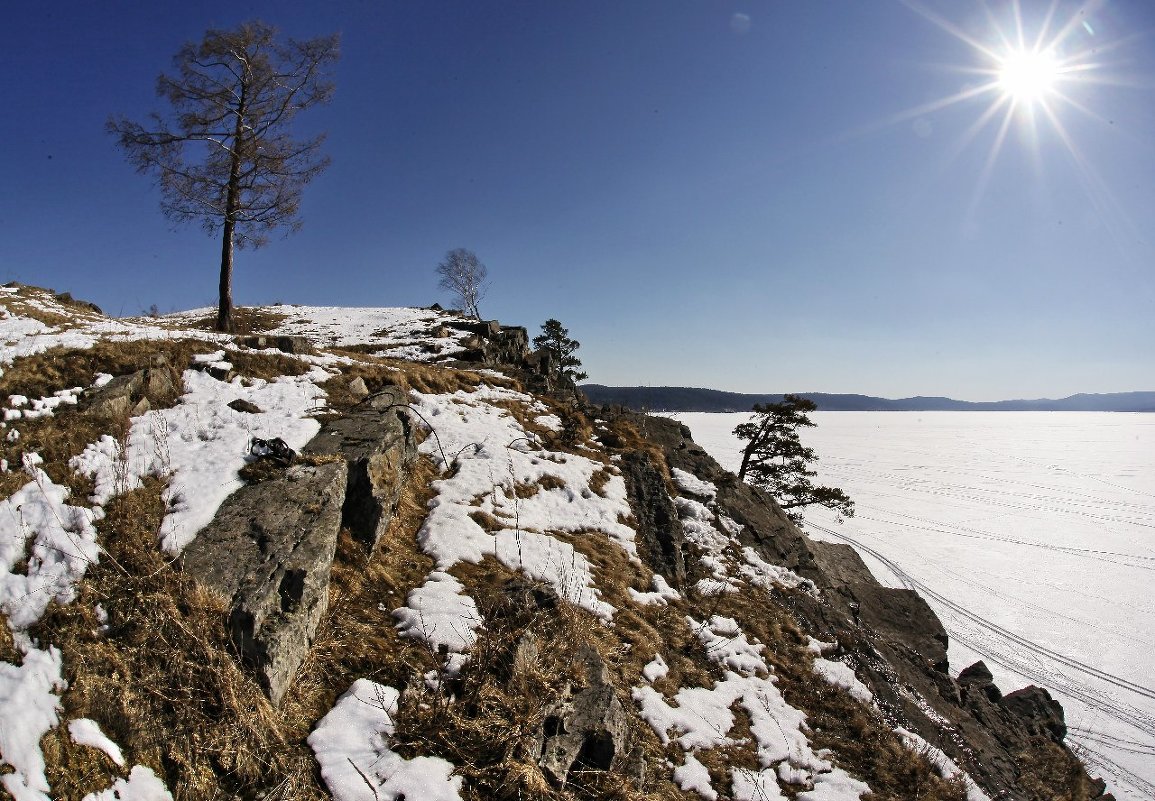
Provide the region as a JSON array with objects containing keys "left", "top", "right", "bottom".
[{"left": 677, "top": 411, "right": 1155, "bottom": 800}]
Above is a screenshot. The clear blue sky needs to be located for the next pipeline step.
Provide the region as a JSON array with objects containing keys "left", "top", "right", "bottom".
[{"left": 2, "top": 1, "right": 1152, "bottom": 400}]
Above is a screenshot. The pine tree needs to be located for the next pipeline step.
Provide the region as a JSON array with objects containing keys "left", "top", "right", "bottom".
[
  {"left": 532, "top": 319, "right": 588, "bottom": 383},
  {"left": 734, "top": 394, "right": 854, "bottom": 524}
]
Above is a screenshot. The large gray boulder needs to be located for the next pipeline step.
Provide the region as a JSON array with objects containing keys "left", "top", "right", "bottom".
[
  {"left": 302, "top": 394, "right": 417, "bottom": 551},
  {"left": 181, "top": 461, "right": 347, "bottom": 705}
]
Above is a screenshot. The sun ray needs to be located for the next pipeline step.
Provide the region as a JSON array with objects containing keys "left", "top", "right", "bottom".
[
  {"left": 1031, "top": 0, "right": 1061, "bottom": 52},
  {"left": 825, "top": 0, "right": 1137, "bottom": 237},
  {"left": 1037, "top": 100, "right": 1142, "bottom": 248},
  {"left": 901, "top": 0, "right": 1004, "bottom": 63},
  {"left": 944, "top": 93, "right": 1012, "bottom": 168},
  {"left": 966, "top": 101, "right": 1018, "bottom": 223},
  {"left": 825, "top": 81, "right": 1000, "bottom": 147}
]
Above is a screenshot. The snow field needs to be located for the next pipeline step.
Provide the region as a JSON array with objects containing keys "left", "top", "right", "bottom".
[
  {"left": 679, "top": 411, "right": 1155, "bottom": 801},
  {"left": 177, "top": 303, "right": 473, "bottom": 361}
]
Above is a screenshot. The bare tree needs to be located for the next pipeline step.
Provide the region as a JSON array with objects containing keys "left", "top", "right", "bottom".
[
  {"left": 108, "top": 21, "right": 339, "bottom": 333},
  {"left": 436, "top": 248, "right": 489, "bottom": 319}
]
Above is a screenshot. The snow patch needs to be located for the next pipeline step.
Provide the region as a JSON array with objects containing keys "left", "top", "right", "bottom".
[
  {"left": 895, "top": 727, "right": 991, "bottom": 801},
  {"left": 68, "top": 718, "right": 125, "bottom": 767},
  {"left": 81, "top": 766, "right": 172, "bottom": 801},
  {"left": 309, "top": 679, "right": 463, "bottom": 801},
  {"left": 812, "top": 658, "right": 873, "bottom": 704}
]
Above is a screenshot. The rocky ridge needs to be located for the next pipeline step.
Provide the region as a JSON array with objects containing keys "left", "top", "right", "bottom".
[{"left": 0, "top": 284, "right": 1111, "bottom": 801}]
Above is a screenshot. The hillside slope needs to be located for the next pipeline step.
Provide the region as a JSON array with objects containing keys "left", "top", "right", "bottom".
[
  {"left": 581, "top": 385, "right": 1155, "bottom": 413},
  {"left": 0, "top": 284, "right": 1111, "bottom": 801}
]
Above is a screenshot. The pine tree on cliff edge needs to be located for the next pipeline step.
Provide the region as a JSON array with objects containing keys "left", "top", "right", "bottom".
[
  {"left": 533, "top": 319, "right": 588, "bottom": 383},
  {"left": 734, "top": 394, "right": 854, "bottom": 525}
]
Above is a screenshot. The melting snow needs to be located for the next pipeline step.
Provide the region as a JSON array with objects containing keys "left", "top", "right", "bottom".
[
  {"left": 812, "top": 658, "right": 873, "bottom": 704},
  {"left": 401, "top": 386, "right": 635, "bottom": 633},
  {"left": 634, "top": 615, "right": 870, "bottom": 801},
  {"left": 0, "top": 457, "right": 102, "bottom": 630},
  {"left": 80, "top": 766, "right": 173, "bottom": 801},
  {"left": 309, "top": 678, "right": 463, "bottom": 801},
  {"left": 72, "top": 367, "right": 326, "bottom": 554},
  {"left": 68, "top": 718, "right": 125, "bottom": 767}
]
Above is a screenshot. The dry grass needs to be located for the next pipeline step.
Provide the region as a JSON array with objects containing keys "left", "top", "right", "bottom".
[
  {"left": 394, "top": 558, "right": 680, "bottom": 800},
  {"left": 588, "top": 467, "right": 614, "bottom": 497},
  {"left": 1015, "top": 737, "right": 1098, "bottom": 800},
  {"left": 32, "top": 478, "right": 312, "bottom": 801},
  {"left": 1, "top": 285, "right": 102, "bottom": 327},
  {"left": 285, "top": 455, "right": 441, "bottom": 715},
  {"left": 0, "top": 338, "right": 216, "bottom": 497},
  {"left": 180, "top": 306, "right": 289, "bottom": 335},
  {"left": 225, "top": 347, "right": 311, "bottom": 380},
  {"left": 29, "top": 456, "right": 445, "bottom": 801},
  {"left": 0, "top": 338, "right": 212, "bottom": 406},
  {"left": 0, "top": 410, "right": 112, "bottom": 499},
  {"left": 596, "top": 418, "right": 670, "bottom": 481}
]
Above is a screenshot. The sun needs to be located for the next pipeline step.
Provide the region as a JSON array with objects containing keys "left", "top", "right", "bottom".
[
  {"left": 997, "top": 48, "right": 1062, "bottom": 104},
  {"left": 875, "top": 0, "right": 1131, "bottom": 218}
]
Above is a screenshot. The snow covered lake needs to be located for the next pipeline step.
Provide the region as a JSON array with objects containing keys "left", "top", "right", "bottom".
[{"left": 677, "top": 411, "right": 1155, "bottom": 801}]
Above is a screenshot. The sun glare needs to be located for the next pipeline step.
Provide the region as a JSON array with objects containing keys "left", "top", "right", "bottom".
[
  {"left": 883, "top": 0, "right": 1132, "bottom": 221},
  {"left": 998, "top": 49, "right": 1062, "bottom": 103}
]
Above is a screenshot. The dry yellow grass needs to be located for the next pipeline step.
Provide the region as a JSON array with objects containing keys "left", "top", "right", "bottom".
[
  {"left": 0, "top": 285, "right": 103, "bottom": 327},
  {"left": 0, "top": 338, "right": 212, "bottom": 406},
  {"left": 225, "top": 347, "right": 312, "bottom": 380},
  {"left": 178, "top": 306, "right": 290, "bottom": 335},
  {"left": 32, "top": 478, "right": 308, "bottom": 801}
]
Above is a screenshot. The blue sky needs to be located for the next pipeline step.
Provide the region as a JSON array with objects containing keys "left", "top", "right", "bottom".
[{"left": 2, "top": 1, "right": 1152, "bottom": 400}]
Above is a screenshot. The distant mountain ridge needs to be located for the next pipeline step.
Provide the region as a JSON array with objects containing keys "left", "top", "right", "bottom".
[{"left": 580, "top": 385, "right": 1155, "bottom": 413}]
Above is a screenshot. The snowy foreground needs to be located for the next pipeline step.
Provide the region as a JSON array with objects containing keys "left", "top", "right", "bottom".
[{"left": 679, "top": 411, "right": 1155, "bottom": 801}]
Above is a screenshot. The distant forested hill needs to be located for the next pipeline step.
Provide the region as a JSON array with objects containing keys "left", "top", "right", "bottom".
[{"left": 580, "top": 385, "right": 1155, "bottom": 413}]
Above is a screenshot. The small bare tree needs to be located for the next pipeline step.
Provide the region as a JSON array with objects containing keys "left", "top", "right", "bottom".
[
  {"left": 436, "top": 248, "right": 489, "bottom": 319},
  {"left": 108, "top": 21, "right": 339, "bottom": 333}
]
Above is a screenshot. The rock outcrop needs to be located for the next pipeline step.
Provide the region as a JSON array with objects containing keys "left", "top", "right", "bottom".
[
  {"left": 302, "top": 393, "right": 416, "bottom": 551},
  {"left": 619, "top": 450, "right": 687, "bottom": 589},
  {"left": 181, "top": 461, "right": 347, "bottom": 705},
  {"left": 83, "top": 356, "right": 180, "bottom": 419},
  {"left": 595, "top": 406, "right": 1104, "bottom": 801},
  {"left": 539, "top": 645, "right": 636, "bottom": 788},
  {"left": 236, "top": 334, "right": 317, "bottom": 355}
]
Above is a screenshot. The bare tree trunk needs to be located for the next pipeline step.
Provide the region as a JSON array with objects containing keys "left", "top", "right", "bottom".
[
  {"left": 216, "top": 218, "right": 235, "bottom": 333},
  {"left": 216, "top": 87, "right": 247, "bottom": 334}
]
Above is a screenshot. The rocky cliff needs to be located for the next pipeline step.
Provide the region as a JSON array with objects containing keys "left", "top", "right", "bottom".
[{"left": 0, "top": 284, "right": 1110, "bottom": 801}]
